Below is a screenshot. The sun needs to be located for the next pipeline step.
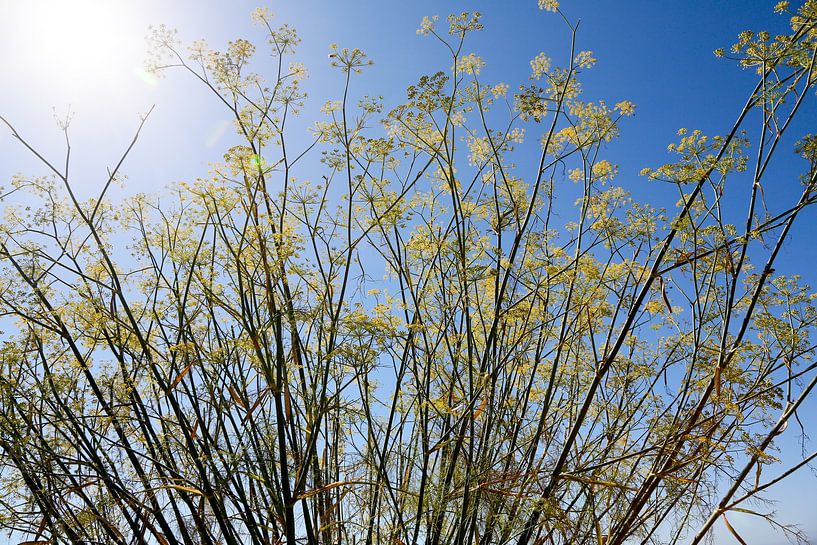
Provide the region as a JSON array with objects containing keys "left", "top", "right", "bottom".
[{"left": 11, "top": 0, "right": 153, "bottom": 99}]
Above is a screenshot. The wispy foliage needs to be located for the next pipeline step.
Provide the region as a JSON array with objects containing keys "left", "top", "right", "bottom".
[{"left": 1, "top": 2, "right": 817, "bottom": 545}]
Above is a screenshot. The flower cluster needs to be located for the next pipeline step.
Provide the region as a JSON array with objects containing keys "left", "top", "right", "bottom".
[
  {"left": 491, "top": 83, "right": 509, "bottom": 98},
  {"left": 574, "top": 50, "right": 596, "bottom": 69},
  {"left": 328, "top": 43, "right": 373, "bottom": 74},
  {"left": 447, "top": 11, "right": 483, "bottom": 35},
  {"left": 417, "top": 15, "right": 439, "bottom": 36},
  {"left": 615, "top": 100, "right": 636, "bottom": 116},
  {"left": 457, "top": 53, "right": 485, "bottom": 75},
  {"left": 530, "top": 52, "right": 552, "bottom": 80}
]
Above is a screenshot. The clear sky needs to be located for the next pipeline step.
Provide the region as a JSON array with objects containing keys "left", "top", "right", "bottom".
[{"left": 0, "top": 1, "right": 815, "bottom": 543}]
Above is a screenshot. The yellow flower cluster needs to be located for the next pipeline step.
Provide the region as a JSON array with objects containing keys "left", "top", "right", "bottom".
[
  {"left": 530, "top": 52, "right": 552, "bottom": 80},
  {"left": 457, "top": 53, "right": 485, "bottom": 75},
  {"left": 447, "top": 12, "right": 483, "bottom": 35},
  {"left": 567, "top": 160, "right": 617, "bottom": 183},
  {"left": 574, "top": 50, "right": 596, "bottom": 69},
  {"left": 591, "top": 159, "right": 617, "bottom": 182},
  {"left": 515, "top": 85, "right": 549, "bottom": 122},
  {"left": 417, "top": 15, "right": 439, "bottom": 36},
  {"left": 467, "top": 136, "right": 492, "bottom": 166},
  {"left": 615, "top": 100, "right": 636, "bottom": 116},
  {"left": 328, "top": 44, "right": 373, "bottom": 74},
  {"left": 506, "top": 127, "right": 525, "bottom": 144},
  {"left": 251, "top": 7, "right": 272, "bottom": 24},
  {"left": 538, "top": 0, "right": 560, "bottom": 12},
  {"left": 491, "top": 83, "right": 509, "bottom": 98},
  {"left": 640, "top": 128, "right": 749, "bottom": 183},
  {"left": 289, "top": 62, "right": 308, "bottom": 81}
]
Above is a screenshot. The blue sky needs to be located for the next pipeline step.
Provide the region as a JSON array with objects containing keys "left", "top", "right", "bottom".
[{"left": 0, "top": 1, "right": 815, "bottom": 543}]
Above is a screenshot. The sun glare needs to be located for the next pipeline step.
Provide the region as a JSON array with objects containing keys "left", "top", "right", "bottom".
[{"left": 13, "top": 0, "right": 153, "bottom": 99}]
